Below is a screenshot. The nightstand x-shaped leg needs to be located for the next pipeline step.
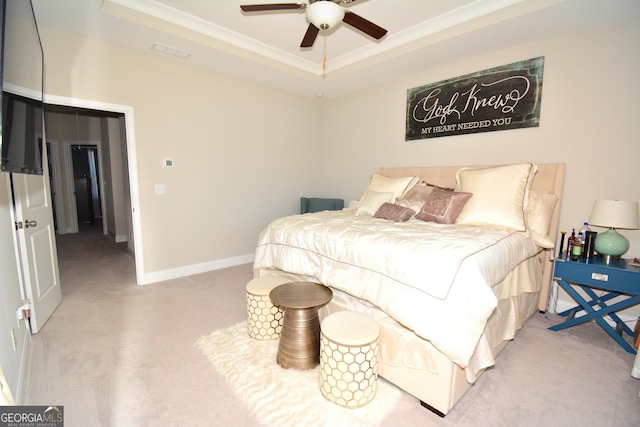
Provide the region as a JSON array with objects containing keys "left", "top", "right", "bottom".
[{"left": 549, "top": 279, "right": 640, "bottom": 354}]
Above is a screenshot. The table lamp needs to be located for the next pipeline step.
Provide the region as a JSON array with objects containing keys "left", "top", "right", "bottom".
[{"left": 588, "top": 200, "right": 640, "bottom": 262}]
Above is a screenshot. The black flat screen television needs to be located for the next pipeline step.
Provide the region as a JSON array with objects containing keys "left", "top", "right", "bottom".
[{"left": 0, "top": 0, "right": 45, "bottom": 175}]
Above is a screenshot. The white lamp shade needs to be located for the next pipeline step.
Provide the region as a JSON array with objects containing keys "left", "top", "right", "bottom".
[
  {"left": 306, "top": 1, "right": 344, "bottom": 30},
  {"left": 589, "top": 200, "right": 640, "bottom": 230}
]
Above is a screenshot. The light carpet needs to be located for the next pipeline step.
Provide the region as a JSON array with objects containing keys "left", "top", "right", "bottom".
[{"left": 196, "top": 322, "right": 403, "bottom": 427}]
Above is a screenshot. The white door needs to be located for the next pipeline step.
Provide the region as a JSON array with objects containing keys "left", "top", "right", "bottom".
[{"left": 12, "top": 149, "right": 62, "bottom": 333}]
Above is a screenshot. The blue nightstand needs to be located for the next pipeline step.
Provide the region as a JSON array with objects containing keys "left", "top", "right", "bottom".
[{"left": 549, "top": 253, "right": 640, "bottom": 354}]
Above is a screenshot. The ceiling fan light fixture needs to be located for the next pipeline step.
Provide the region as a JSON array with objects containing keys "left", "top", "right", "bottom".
[{"left": 306, "top": 1, "right": 344, "bottom": 30}]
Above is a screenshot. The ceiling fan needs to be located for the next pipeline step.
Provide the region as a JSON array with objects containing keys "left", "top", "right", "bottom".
[{"left": 240, "top": 0, "right": 388, "bottom": 48}]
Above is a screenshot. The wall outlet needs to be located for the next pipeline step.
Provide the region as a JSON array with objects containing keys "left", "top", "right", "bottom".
[{"left": 10, "top": 328, "right": 17, "bottom": 351}]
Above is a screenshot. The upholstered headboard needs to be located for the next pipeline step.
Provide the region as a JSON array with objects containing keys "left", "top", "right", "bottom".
[{"left": 376, "top": 163, "right": 566, "bottom": 312}]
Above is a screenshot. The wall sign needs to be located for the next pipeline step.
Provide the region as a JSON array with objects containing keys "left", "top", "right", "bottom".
[{"left": 405, "top": 57, "right": 544, "bottom": 140}]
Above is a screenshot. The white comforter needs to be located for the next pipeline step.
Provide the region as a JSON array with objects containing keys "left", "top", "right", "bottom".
[{"left": 254, "top": 209, "right": 540, "bottom": 368}]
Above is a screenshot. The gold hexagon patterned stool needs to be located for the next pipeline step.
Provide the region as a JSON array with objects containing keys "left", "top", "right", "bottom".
[
  {"left": 246, "top": 276, "right": 289, "bottom": 340},
  {"left": 319, "top": 311, "right": 380, "bottom": 408}
]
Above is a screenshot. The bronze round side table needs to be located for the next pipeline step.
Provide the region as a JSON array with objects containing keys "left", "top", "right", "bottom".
[{"left": 269, "top": 282, "right": 333, "bottom": 370}]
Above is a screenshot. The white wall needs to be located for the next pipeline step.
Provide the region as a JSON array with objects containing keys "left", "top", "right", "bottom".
[{"left": 316, "top": 19, "right": 640, "bottom": 314}]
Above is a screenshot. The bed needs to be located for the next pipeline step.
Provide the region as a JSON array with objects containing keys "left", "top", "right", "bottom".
[{"left": 254, "top": 162, "right": 565, "bottom": 416}]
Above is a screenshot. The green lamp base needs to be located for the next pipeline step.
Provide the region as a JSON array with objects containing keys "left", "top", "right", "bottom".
[{"left": 594, "top": 228, "right": 630, "bottom": 262}]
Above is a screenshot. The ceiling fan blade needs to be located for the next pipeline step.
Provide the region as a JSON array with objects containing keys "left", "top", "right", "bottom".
[
  {"left": 300, "top": 23, "right": 320, "bottom": 48},
  {"left": 240, "top": 3, "right": 305, "bottom": 12},
  {"left": 342, "top": 11, "right": 387, "bottom": 39}
]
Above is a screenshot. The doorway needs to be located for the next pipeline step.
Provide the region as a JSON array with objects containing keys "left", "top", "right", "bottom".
[
  {"left": 71, "top": 144, "right": 102, "bottom": 228},
  {"left": 61, "top": 139, "right": 106, "bottom": 235},
  {"left": 44, "top": 106, "right": 127, "bottom": 242},
  {"left": 42, "top": 94, "right": 143, "bottom": 284}
]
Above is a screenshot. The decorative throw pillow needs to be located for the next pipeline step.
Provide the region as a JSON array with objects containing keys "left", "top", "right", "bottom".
[
  {"left": 373, "top": 202, "right": 416, "bottom": 222},
  {"left": 361, "top": 174, "right": 419, "bottom": 202},
  {"left": 526, "top": 191, "right": 558, "bottom": 248},
  {"left": 395, "top": 198, "right": 425, "bottom": 214},
  {"left": 402, "top": 182, "right": 454, "bottom": 201},
  {"left": 355, "top": 190, "right": 394, "bottom": 216},
  {"left": 415, "top": 188, "right": 472, "bottom": 224},
  {"left": 402, "top": 183, "right": 434, "bottom": 201},
  {"left": 454, "top": 162, "right": 537, "bottom": 231}
]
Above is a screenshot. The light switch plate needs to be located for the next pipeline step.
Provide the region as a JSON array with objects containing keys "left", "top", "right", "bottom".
[
  {"left": 163, "top": 159, "right": 173, "bottom": 168},
  {"left": 155, "top": 184, "right": 166, "bottom": 195}
]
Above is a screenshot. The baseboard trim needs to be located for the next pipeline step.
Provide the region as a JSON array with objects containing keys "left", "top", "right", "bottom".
[{"left": 139, "top": 253, "right": 255, "bottom": 285}]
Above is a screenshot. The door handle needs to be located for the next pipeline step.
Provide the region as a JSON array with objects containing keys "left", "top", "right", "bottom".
[{"left": 24, "top": 220, "right": 37, "bottom": 228}]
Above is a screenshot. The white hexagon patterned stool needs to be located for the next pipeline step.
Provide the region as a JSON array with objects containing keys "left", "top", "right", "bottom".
[
  {"left": 246, "top": 276, "right": 289, "bottom": 340},
  {"left": 319, "top": 311, "right": 380, "bottom": 408}
]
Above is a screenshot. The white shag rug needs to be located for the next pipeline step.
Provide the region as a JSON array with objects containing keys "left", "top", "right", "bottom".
[{"left": 196, "top": 321, "right": 403, "bottom": 427}]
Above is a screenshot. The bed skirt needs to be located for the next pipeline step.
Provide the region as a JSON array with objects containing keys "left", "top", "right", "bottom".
[{"left": 255, "top": 255, "right": 541, "bottom": 415}]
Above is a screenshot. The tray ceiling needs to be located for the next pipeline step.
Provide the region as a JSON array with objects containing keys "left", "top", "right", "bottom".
[{"left": 31, "top": 0, "right": 640, "bottom": 99}]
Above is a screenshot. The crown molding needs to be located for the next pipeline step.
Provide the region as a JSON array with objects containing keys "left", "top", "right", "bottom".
[{"left": 103, "top": 0, "right": 540, "bottom": 79}]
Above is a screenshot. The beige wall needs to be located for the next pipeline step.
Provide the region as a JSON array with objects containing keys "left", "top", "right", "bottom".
[
  {"left": 318, "top": 19, "right": 640, "bottom": 257},
  {"left": 316, "top": 19, "right": 640, "bottom": 314},
  {"left": 30, "top": 17, "right": 640, "bottom": 297},
  {"left": 39, "top": 26, "right": 321, "bottom": 275}
]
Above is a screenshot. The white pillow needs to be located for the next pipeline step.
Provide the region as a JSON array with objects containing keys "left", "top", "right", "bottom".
[
  {"left": 527, "top": 191, "right": 558, "bottom": 248},
  {"left": 402, "top": 183, "right": 434, "bottom": 201},
  {"left": 361, "top": 174, "right": 419, "bottom": 202},
  {"left": 355, "top": 191, "right": 394, "bottom": 216},
  {"left": 455, "top": 162, "right": 537, "bottom": 231},
  {"left": 395, "top": 198, "right": 425, "bottom": 215}
]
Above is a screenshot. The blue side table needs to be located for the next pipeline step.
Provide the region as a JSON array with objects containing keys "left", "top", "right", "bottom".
[{"left": 549, "top": 253, "right": 640, "bottom": 354}]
